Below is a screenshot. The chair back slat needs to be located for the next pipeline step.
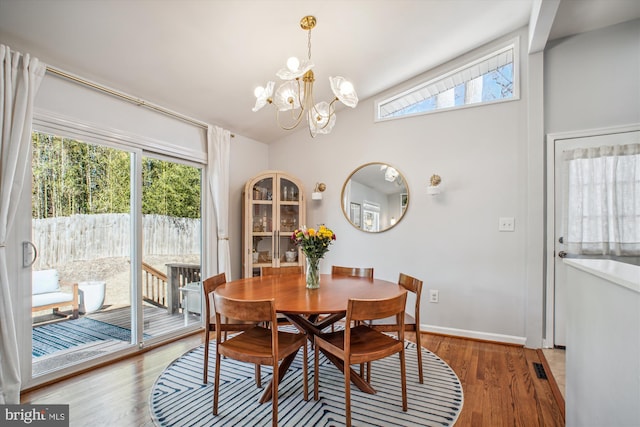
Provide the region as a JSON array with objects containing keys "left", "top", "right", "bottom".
[
  {"left": 213, "top": 293, "right": 276, "bottom": 324},
  {"left": 347, "top": 292, "right": 407, "bottom": 323},
  {"left": 331, "top": 265, "right": 374, "bottom": 279},
  {"left": 398, "top": 273, "right": 423, "bottom": 322},
  {"left": 398, "top": 273, "right": 422, "bottom": 295}
]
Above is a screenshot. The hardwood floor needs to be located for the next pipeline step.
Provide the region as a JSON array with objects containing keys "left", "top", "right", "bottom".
[
  {"left": 21, "top": 331, "right": 564, "bottom": 426},
  {"left": 419, "top": 333, "right": 564, "bottom": 426}
]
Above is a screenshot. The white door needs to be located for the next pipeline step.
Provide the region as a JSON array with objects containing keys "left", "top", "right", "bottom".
[{"left": 547, "top": 125, "right": 639, "bottom": 347}]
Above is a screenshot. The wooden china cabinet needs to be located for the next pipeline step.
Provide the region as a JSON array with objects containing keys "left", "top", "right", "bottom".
[{"left": 242, "top": 171, "right": 306, "bottom": 277}]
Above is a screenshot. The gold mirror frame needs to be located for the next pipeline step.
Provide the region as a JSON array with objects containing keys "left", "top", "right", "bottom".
[{"left": 341, "top": 162, "right": 409, "bottom": 233}]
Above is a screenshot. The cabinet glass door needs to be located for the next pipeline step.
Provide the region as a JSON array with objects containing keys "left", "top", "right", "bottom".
[
  {"left": 278, "top": 177, "right": 301, "bottom": 265},
  {"left": 251, "top": 177, "right": 274, "bottom": 276}
]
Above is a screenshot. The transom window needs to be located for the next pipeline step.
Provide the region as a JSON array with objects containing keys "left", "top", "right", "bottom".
[{"left": 375, "top": 39, "right": 519, "bottom": 120}]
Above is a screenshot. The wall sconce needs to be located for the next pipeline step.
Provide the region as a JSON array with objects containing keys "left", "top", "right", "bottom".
[
  {"left": 312, "top": 182, "right": 326, "bottom": 200},
  {"left": 427, "top": 174, "right": 442, "bottom": 195}
]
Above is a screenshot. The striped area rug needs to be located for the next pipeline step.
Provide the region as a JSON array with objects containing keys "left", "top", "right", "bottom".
[
  {"left": 32, "top": 317, "right": 134, "bottom": 357},
  {"left": 150, "top": 338, "right": 463, "bottom": 426}
]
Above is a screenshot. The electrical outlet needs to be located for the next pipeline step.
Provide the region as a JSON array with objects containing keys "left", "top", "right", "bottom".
[
  {"left": 499, "top": 217, "right": 515, "bottom": 232},
  {"left": 429, "top": 289, "right": 439, "bottom": 303}
]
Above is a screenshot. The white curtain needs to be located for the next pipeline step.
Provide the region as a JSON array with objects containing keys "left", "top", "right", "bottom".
[
  {"left": 563, "top": 143, "right": 640, "bottom": 256},
  {"left": 207, "top": 126, "right": 232, "bottom": 280},
  {"left": 0, "top": 45, "right": 46, "bottom": 403}
]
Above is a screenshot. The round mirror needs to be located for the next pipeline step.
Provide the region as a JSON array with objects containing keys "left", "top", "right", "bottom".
[{"left": 341, "top": 162, "right": 409, "bottom": 232}]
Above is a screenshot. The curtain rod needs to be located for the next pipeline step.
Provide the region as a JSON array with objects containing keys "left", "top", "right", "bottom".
[{"left": 45, "top": 65, "right": 234, "bottom": 137}]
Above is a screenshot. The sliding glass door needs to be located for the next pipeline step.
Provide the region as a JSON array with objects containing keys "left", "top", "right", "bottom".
[
  {"left": 31, "top": 132, "right": 134, "bottom": 377},
  {"left": 140, "top": 155, "right": 202, "bottom": 338},
  {"left": 29, "top": 129, "right": 202, "bottom": 381}
]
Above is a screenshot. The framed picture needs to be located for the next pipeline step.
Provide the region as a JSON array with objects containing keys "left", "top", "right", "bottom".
[
  {"left": 350, "top": 202, "right": 361, "bottom": 227},
  {"left": 401, "top": 193, "right": 408, "bottom": 213}
]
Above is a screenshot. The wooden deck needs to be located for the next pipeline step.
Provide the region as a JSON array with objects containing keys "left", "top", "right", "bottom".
[
  {"left": 32, "top": 304, "right": 200, "bottom": 376},
  {"left": 87, "top": 304, "right": 200, "bottom": 336}
]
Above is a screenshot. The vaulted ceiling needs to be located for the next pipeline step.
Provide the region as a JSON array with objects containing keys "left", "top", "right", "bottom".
[{"left": 1, "top": 0, "right": 638, "bottom": 143}]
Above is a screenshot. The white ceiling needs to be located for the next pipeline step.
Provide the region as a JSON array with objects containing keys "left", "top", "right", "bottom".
[{"left": 1, "top": 0, "right": 639, "bottom": 143}]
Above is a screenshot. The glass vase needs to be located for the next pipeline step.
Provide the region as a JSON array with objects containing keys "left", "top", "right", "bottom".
[{"left": 305, "top": 257, "right": 320, "bottom": 289}]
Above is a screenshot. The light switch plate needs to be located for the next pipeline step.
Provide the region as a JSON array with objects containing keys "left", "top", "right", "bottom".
[{"left": 499, "top": 217, "right": 515, "bottom": 232}]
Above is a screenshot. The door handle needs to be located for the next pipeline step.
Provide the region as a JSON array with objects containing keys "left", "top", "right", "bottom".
[
  {"left": 23, "top": 241, "right": 37, "bottom": 268},
  {"left": 558, "top": 250, "right": 568, "bottom": 258}
]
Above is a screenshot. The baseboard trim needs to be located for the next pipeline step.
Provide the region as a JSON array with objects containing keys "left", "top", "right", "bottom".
[{"left": 422, "top": 324, "right": 527, "bottom": 346}]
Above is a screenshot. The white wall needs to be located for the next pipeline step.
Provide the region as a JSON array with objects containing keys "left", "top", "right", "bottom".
[
  {"left": 267, "top": 29, "right": 533, "bottom": 345},
  {"left": 545, "top": 19, "right": 640, "bottom": 133},
  {"left": 564, "top": 260, "right": 640, "bottom": 427},
  {"left": 227, "top": 134, "right": 269, "bottom": 280}
]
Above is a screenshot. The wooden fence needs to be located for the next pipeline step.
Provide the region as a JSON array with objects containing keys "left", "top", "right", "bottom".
[{"left": 32, "top": 213, "right": 200, "bottom": 269}]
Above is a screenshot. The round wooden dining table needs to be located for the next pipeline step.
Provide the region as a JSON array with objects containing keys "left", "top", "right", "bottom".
[{"left": 215, "top": 273, "right": 406, "bottom": 402}]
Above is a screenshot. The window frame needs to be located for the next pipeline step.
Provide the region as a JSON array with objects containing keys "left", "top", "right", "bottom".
[{"left": 374, "top": 37, "right": 520, "bottom": 122}]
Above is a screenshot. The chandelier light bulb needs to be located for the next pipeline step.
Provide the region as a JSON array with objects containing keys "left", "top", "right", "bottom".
[
  {"left": 286, "top": 56, "right": 300, "bottom": 72},
  {"left": 254, "top": 86, "right": 265, "bottom": 98}
]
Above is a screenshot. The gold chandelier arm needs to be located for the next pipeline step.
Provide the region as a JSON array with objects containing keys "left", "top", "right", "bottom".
[
  {"left": 275, "top": 107, "right": 306, "bottom": 130},
  {"left": 296, "top": 78, "right": 305, "bottom": 111}
]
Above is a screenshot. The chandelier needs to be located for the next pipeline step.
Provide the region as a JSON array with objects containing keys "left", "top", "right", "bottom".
[
  {"left": 252, "top": 15, "right": 358, "bottom": 137},
  {"left": 381, "top": 164, "right": 399, "bottom": 182}
]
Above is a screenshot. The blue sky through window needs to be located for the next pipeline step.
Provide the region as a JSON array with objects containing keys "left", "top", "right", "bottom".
[{"left": 377, "top": 43, "right": 517, "bottom": 120}]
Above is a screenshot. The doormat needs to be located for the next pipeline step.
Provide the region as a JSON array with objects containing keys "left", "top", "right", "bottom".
[{"left": 32, "top": 317, "right": 136, "bottom": 357}]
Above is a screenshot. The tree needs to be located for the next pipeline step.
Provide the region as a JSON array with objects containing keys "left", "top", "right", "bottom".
[
  {"left": 32, "top": 132, "right": 201, "bottom": 219},
  {"left": 142, "top": 158, "right": 201, "bottom": 218}
]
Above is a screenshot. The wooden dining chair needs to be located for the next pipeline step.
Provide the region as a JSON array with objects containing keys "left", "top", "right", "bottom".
[
  {"left": 313, "top": 292, "right": 408, "bottom": 427},
  {"left": 260, "top": 265, "right": 303, "bottom": 326},
  {"left": 369, "top": 273, "right": 424, "bottom": 383},
  {"left": 213, "top": 293, "right": 308, "bottom": 427},
  {"left": 331, "top": 265, "right": 374, "bottom": 279},
  {"left": 261, "top": 265, "right": 304, "bottom": 276},
  {"left": 203, "top": 273, "right": 261, "bottom": 385},
  {"left": 329, "top": 265, "right": 374, "bottom": 332}
]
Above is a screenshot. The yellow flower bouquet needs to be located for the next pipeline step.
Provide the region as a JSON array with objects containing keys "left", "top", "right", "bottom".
[{"left": 291, "top": 225, "right": 336, "bottom": 288}]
